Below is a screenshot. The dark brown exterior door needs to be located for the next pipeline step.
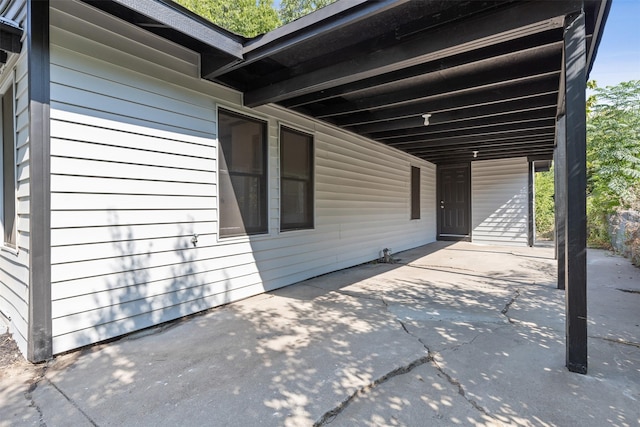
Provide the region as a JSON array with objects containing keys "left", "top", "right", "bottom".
[{"left": 438, "top": 164, "right": 470, "bottom": 240}]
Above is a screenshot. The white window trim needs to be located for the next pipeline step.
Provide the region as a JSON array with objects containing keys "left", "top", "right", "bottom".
[{"left": 0, "top": 72, "right": 17, "bottom": 252}]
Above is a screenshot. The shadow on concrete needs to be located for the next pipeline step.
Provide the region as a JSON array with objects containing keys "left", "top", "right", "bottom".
[{"left": 3, "top": 243, "right": 638, "bottom": 427}]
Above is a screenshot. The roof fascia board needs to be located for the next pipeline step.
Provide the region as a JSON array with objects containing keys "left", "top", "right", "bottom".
[
  {"left": 243, "top": 0, "right": 583, "bottom": 107},
  {"left": 586, "top": 0, "right": 611, "bottom": 77},
  {"left": 111, "top": 0, "right": 243, "bottom": 59},
  {"left": 244, "top": 0, "right": 371, "bottom": 53},
  {"left": 0, "top": 16, "right": 23, "bottom": 53},
  {"left": 207, "top": 0, "right": 407, "bottom": 79},
  {"left": 247, "top": 0, "right": 406, "bottom": 54}
]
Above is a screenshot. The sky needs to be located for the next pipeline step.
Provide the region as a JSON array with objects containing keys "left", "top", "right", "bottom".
[{"left": 588, "top": 0, "right": 640, "bottom": 87}]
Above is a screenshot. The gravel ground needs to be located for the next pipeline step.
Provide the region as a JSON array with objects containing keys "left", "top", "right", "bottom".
[{"left": 0, "top": 332, "right": 27, "bottom": 374}]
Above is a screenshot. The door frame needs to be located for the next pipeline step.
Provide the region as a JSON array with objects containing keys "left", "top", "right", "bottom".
[{"left": 437, "top": 163, "right": 472, "bottom": 241}]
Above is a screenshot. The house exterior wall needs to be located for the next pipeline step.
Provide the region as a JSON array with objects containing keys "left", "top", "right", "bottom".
[
  {"left": 0, "top": 0, "right": 30, "bottom": 357},
  {"left": 49, "top": 1, "right": 437, "bottom": 354},
  {"left": 471, "top": 157, "right": 529, "bottom": 246}
]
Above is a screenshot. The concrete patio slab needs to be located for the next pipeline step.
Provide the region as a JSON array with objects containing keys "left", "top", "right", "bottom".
[{"left": 1, "top": 242, "right": 638, "bottom": 427}]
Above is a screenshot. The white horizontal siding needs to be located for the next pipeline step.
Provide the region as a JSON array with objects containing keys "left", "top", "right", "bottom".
[
  {"left": 0, "top": 0, "right": 29, "bottom": 357},
  {"left": 0, "top": 0, "right": 25, "bottom": 23},
  {"left": 49, "top": 1, "right": 437, "bottom": 354},
  {"left": 472, "top": 157, "right": 529, "bottom": 246}
]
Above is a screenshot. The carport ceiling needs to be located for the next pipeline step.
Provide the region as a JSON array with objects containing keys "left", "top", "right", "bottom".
[
  {"left": 86, "top": 0, "right": 608, "bottom": 165},
  {"left": 210, "top": 0, "right": 607, "bottom": 165}
]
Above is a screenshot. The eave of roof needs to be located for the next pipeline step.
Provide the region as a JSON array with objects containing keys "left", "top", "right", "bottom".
[
  {"left": 0, "top": 15, "right": 22, "bottom": 63},
  {"left": 83, "top": 0, "right": 611, "bottom": 164}
]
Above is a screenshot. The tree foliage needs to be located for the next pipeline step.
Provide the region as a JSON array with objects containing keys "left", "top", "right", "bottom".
[
  {"left": 587, "top": 81, "right": 640, "bottom": 210},
  {"left": 174, "top": 0, "right": 337, "bottom": 36},
  {"left": 587, "top": 80, "right": 640, "bottom": 247},
  {"left": 278, "top": 0, "right": 337, "bottom": 24},
  {"left": 534, "top": 169, "right": 555, "bottom": 240},
  {"left": 174, "top": 0, "right": 280, "bottom": 37}
]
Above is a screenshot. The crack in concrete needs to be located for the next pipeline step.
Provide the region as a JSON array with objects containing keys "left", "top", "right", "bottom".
[
  {"left": 589, "top": 336, "right": 640, "bottom": 349},
  {"left": 23, "top": 364, "right": 48, "bottom": 427},
  {"left": 429, "top": 356, "right": 493, "bottom": 418},
  {"left": 318, "top": 290, "right": 496, "bottom": 424},
  {"left": 314, "top": 294, "right": 435, "bottom": 426},
  {"left": 617, "top": 288, "right": 640, "bottom": 295},
  {"left": 313, "top": 354, "right": 432, "bottom": 426},
  {"left": 397, "top": 319, "right": 496, "bottom": 421},
  {"left": 391, "top": 304, "right": 495, "bottom": 422},
  {"left": 501, "top": 290, "right": 521, "bottom": 323}
]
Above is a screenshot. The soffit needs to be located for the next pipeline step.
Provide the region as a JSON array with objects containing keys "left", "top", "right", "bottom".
[
  {"left": 212, "top": 0, "right": 609, "bottom": 165},
  {"left": 84, "top": 0, "right": 610, "bottom": 165}
]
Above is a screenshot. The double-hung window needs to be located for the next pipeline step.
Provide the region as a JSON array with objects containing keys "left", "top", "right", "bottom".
[
  {"left": 218, "top": 109, "right": 268, "bottom": 237},
  {"left": 280, "top": 126, "right": 313, "bottom": 231},
  {"left": 1, "top": 84, "right": 15, "bottom": 247}
]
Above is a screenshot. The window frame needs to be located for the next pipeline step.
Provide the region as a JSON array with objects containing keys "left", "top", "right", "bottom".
[
  {"left": 279, "top": 125, "right": 314, "bottom": 232},
  {"left": 217, "top": 107, "right": 269, "bottom": 239},
  {"left": 410, "top": 166, "right": 420, "bottom": 220},
  {"left": 1, "top": 79, "right": 16, "bottom": 248}
]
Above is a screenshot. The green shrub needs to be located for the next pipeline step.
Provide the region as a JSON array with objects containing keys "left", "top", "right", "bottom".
[
  {"left": 534, "top": 170, "right": 555, "bottom": 240},
  {"left": 587, "top": 197, "right": 611, "bottom": 249}
]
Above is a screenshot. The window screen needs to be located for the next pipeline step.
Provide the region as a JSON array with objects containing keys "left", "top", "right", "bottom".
[
  {"left": 411, "top": 166, "right": 420, "bottom": 220},
  {"left": 280, "top": 127, "right": 313, "bottom": 231},
  {"left": 218, "top": 109, "right": 268, "bottom": 237}
]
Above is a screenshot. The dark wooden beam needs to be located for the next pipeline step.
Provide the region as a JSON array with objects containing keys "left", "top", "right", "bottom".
[
  {"left": 315, "top": 52, "right": 561, "bottom": 119},
  {"left": 555, "top": 115, "right": 567, "bottom": 290},
  {"left": 371, "top": 109, "right": 557, "bottom": 141},
  {"left": 407, "top": 139, "right": 554, "bottom": 157},
  {"left": 244, "top": 1, "right": 581, "bottom": 107},
  {"left": 425, "top": 148, "right": 554, "bottom": 164},
  {"left": 323, "top": 74, "right": 559, "bottom": 128},
  {"left": 421, "top": 144, "right": 555, "bottom": 158},
  {"left": 386, "top": 125, "right": 556, "bottom": 148},
  {"left": 399, "top": 134, "right": 555, "bottom": 155},
  {"left": 563, "top": 11, "right": 588, "bottom": 375},
  {"left": 352, "top": 94, "right": 558, "bottom": 135},
  {"left": 528, "top": 161, "right": 535, "bottom": 247},
  {"left": 27, "top": 0, "right": 52, "bottom": 363},
  {"left": 282, "top": 32, "right": 562, "bottom": 109}
]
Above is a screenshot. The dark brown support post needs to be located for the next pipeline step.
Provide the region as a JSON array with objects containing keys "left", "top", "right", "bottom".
[
  {"left": 564, "top": 10, "right": 587, "bottom": 374},
  {"left": 27, "top": 0, "right": 52, "bottom": 362},
  {"left": 555, "top": 116, "right": 566, "bottom": 290},
  {"left": 528, "top": 161, "right": 534, "bottom": 247}
]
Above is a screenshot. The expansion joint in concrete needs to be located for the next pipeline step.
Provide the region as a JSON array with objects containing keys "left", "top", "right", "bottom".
[{"left": 45, "top": 377, "right": 99, "bottom": 426}]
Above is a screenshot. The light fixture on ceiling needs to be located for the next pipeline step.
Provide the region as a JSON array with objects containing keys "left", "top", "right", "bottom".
[
  {"left": 421, "top": 113, "right": 431, "bottom": 126},
  {"left": 473, "top": 150, "right": 479, "bottom": 158}
]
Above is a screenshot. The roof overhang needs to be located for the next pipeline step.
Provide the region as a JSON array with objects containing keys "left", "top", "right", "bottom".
[
  {"left": 0, "top": 16, "right": 22, "bottom": 63},
  {"left": 82, "top": 0, "right": 245, "bottom": 75},
  {"left": 86, "top": 0, "right": 610, "bottom": 165}
]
